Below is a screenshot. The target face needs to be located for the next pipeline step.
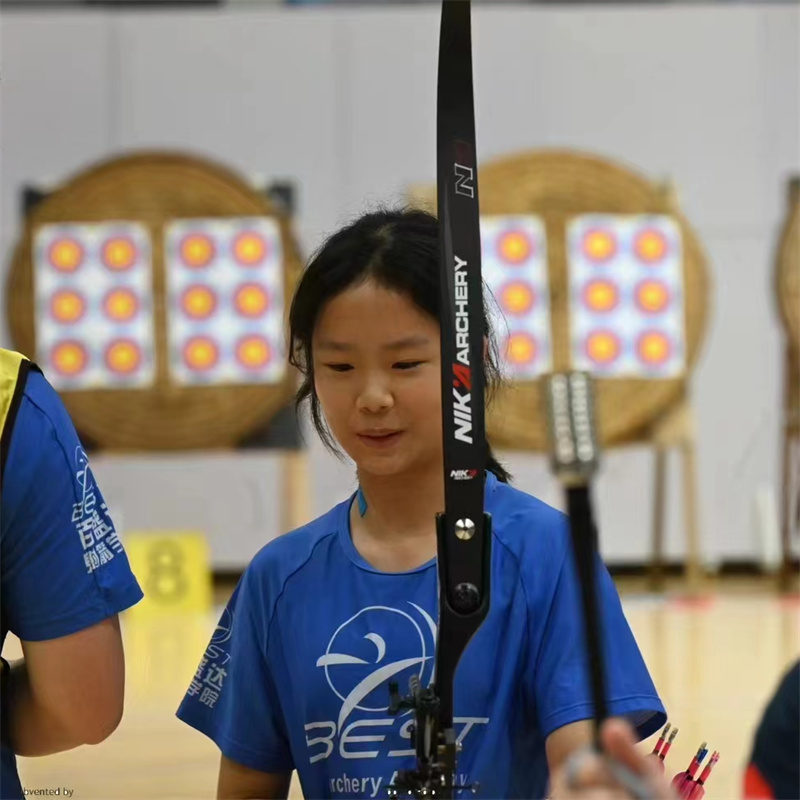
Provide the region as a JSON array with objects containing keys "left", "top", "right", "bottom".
[
  {"left": 102, "top": 237, "right": 138, "bottom": 272},
  {"left": 583, "top": 279, "right": 620, "bottom": 313},
  {"left": 499, "top": 281, "right": 536, "bottom": 316},
  {"left": 180, "top": 234, "right": 215, "bottom": 269},
  {"left": 105, "top": 339, "right": 142, "bottom": 374},
  {"left": 637, "top": 331, "right": 672, "bottom": 366},
  {"left": 233, "top": 232, "right": 269, "bottom": 266},
  {"left": 181, "top": 285, "right": 218, "bottom": 320},
  {"left": 505, "top": 332, "right": 538, "bottom": 366},
  {"left": 183, "top": 336, "right": 220, "bottom": 372},
  {"left": 50, "top": 290, "right": 86, "bottom": 324},
  {"left": 103, "top": 288, "right": 140, "bottom": 322},
  {"left": 583, "top": 229, "right": 617, "bottom": 263},
  {"left": 634, "top": 228, "right": 669, "bottom": 264},
  {"left": 34, "top": 223, "right": 155, "bottom": 390},
  {"left": 496, "top": 230, "right": 534, "bottom": 265},
  {"left": 585, "top": 331, "right": 622, "bottom": 367},
  {"left": 635, "top": 279, "right": 671, "bottom": 314},
  {"left": 48, "top": 238, "right": 85, "bottom": 273},
  {"left": 236, "top": 335, "right": 272, "bottom": 369},
  {"left": 166, "top": 217, "right": 286, "bottom": 386},
  {"left": 51, "top": 340, "right": 88, "bottom": 377},
  {"left": 568, "top": 215, "right": 685, "bottom": 378},
  {"left": 234, "top": 283, "right": 270, "bottom": 318},
  {"left": 481, "top": 217, "right": 552, "bottom": 379}
]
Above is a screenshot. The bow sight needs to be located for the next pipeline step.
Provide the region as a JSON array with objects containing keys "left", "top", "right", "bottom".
[{"left": 386, "top": 676, "right": 464, "bottom": 799}]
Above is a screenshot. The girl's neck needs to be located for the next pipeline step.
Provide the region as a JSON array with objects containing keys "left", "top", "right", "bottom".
[{"left": 356, "top": 463, "right": 444, "bottom": 539}]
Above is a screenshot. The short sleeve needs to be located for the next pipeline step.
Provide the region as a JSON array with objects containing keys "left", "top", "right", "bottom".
[
  {"left": 176, "top": 569, "right": 294, "bottom": 774},
  {"left": 528, "top": 540, "right": 666, "bottom": 742},
  {"left": 0, "top": 373, "right": 143, "bottom": 641}
]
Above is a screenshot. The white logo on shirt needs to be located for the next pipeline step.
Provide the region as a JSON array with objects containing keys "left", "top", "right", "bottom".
[
  {"left": 304, "top": 603, "right": 488, "bottom": 768},
  {"left": 316, "top": 603, "right": 437, "bottom": 734},
  {"left": 70, "top": 446, "right": 124, "bottom": 573},
  {"left": 211, "top": 606, "right": 234, "bottom": 645}
]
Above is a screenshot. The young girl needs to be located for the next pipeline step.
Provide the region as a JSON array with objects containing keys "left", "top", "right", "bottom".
[{"left": 176, "top": 209, "right": 667, "bottom": 800}]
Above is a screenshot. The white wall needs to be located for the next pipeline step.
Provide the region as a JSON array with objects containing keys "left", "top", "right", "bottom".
[{"left": 1, "top": 4, "right": 797, "bottom": 568}]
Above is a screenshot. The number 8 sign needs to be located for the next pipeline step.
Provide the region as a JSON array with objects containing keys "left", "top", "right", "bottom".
[{"left": 124, "top": 531, "right": 213, "bottom": 619}]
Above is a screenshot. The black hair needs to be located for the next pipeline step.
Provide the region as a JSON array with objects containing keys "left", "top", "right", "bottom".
[{"left": 288, "top": 207, "right": 511, "bottom": 484}]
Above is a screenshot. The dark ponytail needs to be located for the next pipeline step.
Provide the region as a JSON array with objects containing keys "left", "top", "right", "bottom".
[
  {"left": 487, "top": 448, "right": 511, "bottom": 484},
  {"left": 288, "top": 206, "right": 512, "bottom": 485}
]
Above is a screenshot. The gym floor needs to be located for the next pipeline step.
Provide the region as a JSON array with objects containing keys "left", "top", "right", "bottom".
[{"left": 8, "top": 575, "right": 799, "bottom": 800}]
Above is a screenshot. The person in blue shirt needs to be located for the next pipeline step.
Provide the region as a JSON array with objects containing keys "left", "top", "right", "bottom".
[
  {"left": 177, "top": 209, "right": 669, "bottom": 800},
  {"left": 0, "top": 352, "right": 144, "bottom": 800}
]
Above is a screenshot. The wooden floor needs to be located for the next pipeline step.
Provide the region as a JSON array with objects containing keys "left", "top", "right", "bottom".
[{"left": 7, "top": 577, "right": 799, "bottom": 800}]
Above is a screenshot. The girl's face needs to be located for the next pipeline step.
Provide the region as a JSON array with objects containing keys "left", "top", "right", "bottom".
[{"left": 312, "top": 279, "right": 443, "bottom": 479}]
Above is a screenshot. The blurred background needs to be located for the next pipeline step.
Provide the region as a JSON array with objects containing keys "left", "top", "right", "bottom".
[{"left": 1, "top": 0, "right": 798, "bottom": 798}]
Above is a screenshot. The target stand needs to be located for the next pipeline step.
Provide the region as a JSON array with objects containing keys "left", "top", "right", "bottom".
[
  {"left": 5, "top": 151, "right": 312, "bottom": 542},
  {"left": 775, "top": 177, "right": 800, "bottom": 592},
  {"left": 410, "top": 149, "right": 711, "bottom": 593},
  {"left": 647, "top": 391, "right": 703, "bottom": 592}
]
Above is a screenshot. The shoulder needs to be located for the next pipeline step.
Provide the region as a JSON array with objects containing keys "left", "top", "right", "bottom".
[
  {"left": 487, "top": 478, "right": 570, "bottom": 575},
  {"left": 4, "top": 368, "right": 82, "bottom": 491},
  {"left": 241, "top": 499, "right": 348, "bottom": 603},
  {"left": 16, "top": 369, "right": 79, "bottom": 451}
]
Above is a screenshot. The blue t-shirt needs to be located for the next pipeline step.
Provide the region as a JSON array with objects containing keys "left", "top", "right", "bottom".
[
  {"left": 0, "top": 370, "right": 144, "bottom": 800},
  {"left": 177, "top": 472, "right": 666, "bottom": 799}
]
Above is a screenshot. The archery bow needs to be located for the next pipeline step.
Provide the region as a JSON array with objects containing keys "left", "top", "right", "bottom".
[
  {"left": 545, "top": 375, "right": 665, "bottom": 800},
  {"left": 545, "top": 372, "right": 608, "bottom": 746},
  {"left": 388, "top": 2, "right": 491, "bottom": 797}
]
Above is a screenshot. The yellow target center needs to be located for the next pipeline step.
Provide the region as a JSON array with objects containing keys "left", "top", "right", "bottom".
[
  {"left": 500, "top": 283, "right": 535, "bottom": 315},
  {"left": 635, "top": 231, "right": 667, "bottom": 262},
  {"left": 51, "top": 291, "right": 85, "bottom": 323},
  {"left": 637, "top": 281, "right": 669, "bottom": 313},
  {"left": 181, "top": 235, "right": 214, "bottom": 268},
  {"left": 105, "top": 290, "right": 138, "bottom": 321},
  {"left": 498, "top": 232, "right": 532, "bottom": 264},
  {"left": 103, "top": 238, "right": 136, "bottom": 270},
  {"left": 584, "top": 280, "right": 618, "bottom": 312},
  {"left": 184, "top": 338, "right": 218, "bottom": 370},
  {"left": 50, "top": 240, "right": 83, "bottom": 272},
  {"left": 234, "top": 233, "right": 267, "bottom": 266},
  {"left": 507, "top": 333, "right": 537, "bottom": 364},
  {"left": 182, "top": 287, "right": 216, "bottom": 319},
  {"left": 237, "top": 337, "right": 271, "bottom": 368},
  {"left": 587, "top": 332, "right": 619, "bottom": 363},
  {"left": 639, "top": 332, "right": 670, "bottom": 363},
  {"left": 52, "top": 342, "right": 86, "bottom": 374},
  {"left": 584, "top": 231, "right": 616, "bottom": 261},
  {"left": 106, "top": 341, "right": 140, "bottom": 373},
  {"left": 235, "top": 285, "right": 269, "bottom": 317}
]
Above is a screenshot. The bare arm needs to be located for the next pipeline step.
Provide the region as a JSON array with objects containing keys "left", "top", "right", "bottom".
[
  {"left": 217, "top": 755, "right": 291, "bottom": 800},
  {"left": 547, "top": 718, "right": 676, "bottom": 800},
  {"left": 546, "top": 719, "right": 594, "bottom": 774},
  {"left": 6, "top": 615, "right": 125, "bottom": 756}
]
